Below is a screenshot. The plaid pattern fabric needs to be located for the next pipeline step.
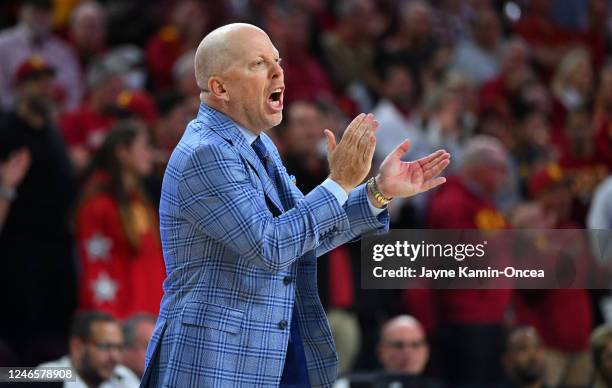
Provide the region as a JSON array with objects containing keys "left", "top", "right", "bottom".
[{"left": 141, "top": 104, "right": 389, "bottom": 388}]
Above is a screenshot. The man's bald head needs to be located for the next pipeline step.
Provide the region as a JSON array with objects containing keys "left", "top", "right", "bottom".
[
  {"left": 191, "top": 22, "right": 284, "bottom": 133},
  {"left": 377, "top": 315, "right": 429, "bottom": 374},
  {"left": 380, "top": 315, "right": 424, "bottom": 340},
  {"left": 194, "top": 23, "right": 268, "bottom": 95}
]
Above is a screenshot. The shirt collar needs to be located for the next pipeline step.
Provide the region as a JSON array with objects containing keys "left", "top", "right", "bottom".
[{"left": 236, "top": 124, "right": 258, "bottom": 145}]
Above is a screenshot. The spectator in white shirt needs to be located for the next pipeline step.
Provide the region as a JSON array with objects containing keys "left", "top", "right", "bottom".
[
  {"left": 38, "top": 311, "right": 139, "bottom": 388},
  {"left": 0, "top": 0, "right": 83, "bottom": 112}
]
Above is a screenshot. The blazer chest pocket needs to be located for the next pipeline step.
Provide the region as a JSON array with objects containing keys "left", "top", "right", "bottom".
[{"left": 181, "top": 301, "right": 244, "bottom": 334}]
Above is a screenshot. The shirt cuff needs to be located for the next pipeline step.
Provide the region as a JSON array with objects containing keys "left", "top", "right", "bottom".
[
  {"left": 367, "top": 196, "right": 386, "bottom": 216},
  {"left": 321, "top": 178, "right": 348, "bottom": 207}
]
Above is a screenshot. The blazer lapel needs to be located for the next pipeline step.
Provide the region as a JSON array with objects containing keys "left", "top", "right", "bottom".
[
  {"left": 201, "top": 104, "right": 285, "bottom": 214},
  {"left": 236, "top": 137, "right": 285, "bottom": 214}
]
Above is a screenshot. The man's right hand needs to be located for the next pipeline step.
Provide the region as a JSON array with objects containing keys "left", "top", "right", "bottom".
[{"left": 324, "top": 113, "right": 378, "bottom": 194}]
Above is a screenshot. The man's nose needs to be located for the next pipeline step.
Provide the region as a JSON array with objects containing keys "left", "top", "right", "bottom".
[{"left": 271, "top": 61, "right": 283, "bottom": 79}]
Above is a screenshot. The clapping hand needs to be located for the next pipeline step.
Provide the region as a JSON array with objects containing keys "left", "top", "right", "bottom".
[{"left": 375, "top": 139, "right": 450, "bottom": 199}]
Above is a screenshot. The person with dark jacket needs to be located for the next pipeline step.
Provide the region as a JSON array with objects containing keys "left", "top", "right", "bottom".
[{"left": 0, "top": 56, "right": 78, "bottom": 365}]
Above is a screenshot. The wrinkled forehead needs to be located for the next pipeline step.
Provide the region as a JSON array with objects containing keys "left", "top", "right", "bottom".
[{"left": 226, "top": 29, "right": 279, "bottom": 63}]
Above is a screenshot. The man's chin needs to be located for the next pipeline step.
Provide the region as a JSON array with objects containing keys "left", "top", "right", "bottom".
[{"left": 265, "top": 112, "right": 283, "bottom": 128}]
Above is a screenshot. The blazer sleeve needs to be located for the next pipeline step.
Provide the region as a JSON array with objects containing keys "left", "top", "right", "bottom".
[
  {"left": 178, "top": 143, "right": 351, "bottom": 273},
  {"left": 315, "top": 183, "right": 389, "bottom": 257}
]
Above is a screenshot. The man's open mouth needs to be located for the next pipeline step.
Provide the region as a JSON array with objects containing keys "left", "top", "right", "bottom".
[{"left": 267, "top": 87, "right": 284, "bottom": 111}]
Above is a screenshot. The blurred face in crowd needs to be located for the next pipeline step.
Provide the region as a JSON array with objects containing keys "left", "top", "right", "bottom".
[
  {"left": 70, "top": 3, "right": 107, "bottom": 55},
  {"left": 402, "top": 2, "right": 432, "bottom": 41},
  {"left": 538, "top": 181, "right": 571, "bottom": 222},
  {"left": 71, "top": 321, "right": 124, "bottom": 384},
  {"left": 17, "top": 74, "right": 56, "bottom": 114},
  {"left": 203, "top": 26, "right": 284, "bottom": 134},
  {"left": 520, "top": 111, "right": 550, "bottom": 149},
  {"left": 504, "top": 327, "right": 546, "bottom": 385},
  {"left": 122, "top": 320, "right": 155, "bottom": 378},
  {"left": 377, "top": 317, "right": 429, "bottom": 374},
  {"left": 473, "top": 9, "right": 501, "bottom": 50},
  {"left": 285, "top": 102, "right": 323, "bottom": 156},
  {"left": 568, "top": 57, "right": 593, "bottom": 98},
  {"left": 474, "top": 160, "right": 508, "bottom": 195},
  {"left": 172, "top": 0, "right": 206, "bottom": 41},
  {"left": 502, "top": 40, "right": 529, "bottom": 77},
  {"left": 117, "top": 129, "right": 154, "bottom": 177},
  {"left": 384, "top": 66, "right": 415, "bottom": 112},
  {"left": 20, "top": 4, "right": 52, "bottom": 38}
]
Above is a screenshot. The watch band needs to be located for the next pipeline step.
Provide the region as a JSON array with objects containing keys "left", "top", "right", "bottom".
[{"left": 366, "top": 177, "right": 392, "bottom": 207}]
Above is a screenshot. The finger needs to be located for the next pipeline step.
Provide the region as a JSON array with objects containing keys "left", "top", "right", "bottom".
[
  {"left": 423, "top": 159, "right": 450, "bottom": 180},
  {"left": 362, "top": 133, "right": 377, "bottom": 163},
  {"left": 418, "top": 150, "right": 446, "bottom": 168},
  {"left": 324, "top": 129, "right": 337, "bottom": 153},
  {"left": 423, "top": 152, "right": 450, "bottom": 171},
  {"left": 421, "top": 176, "right": 447, "bottom": 192},
  {"left": 358, "top": 119, "right": 378, "bottom": 151},
  {"left": 390, "top": 138, "right": 412, "bottom": 159},
  {"left": 353, "top": 113, "right": 373, "bottom": 145},
  {"left": 342, "top": 113, "right": 367, "bottom": 143}
]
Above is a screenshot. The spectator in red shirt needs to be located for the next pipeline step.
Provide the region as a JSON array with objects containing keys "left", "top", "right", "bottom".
[
  {"left": 479, "top": 38, "right": 535, "bottom": 120},
  {"left": 593, "top": 65, "right": 612, "bottom": 171},
  {"left": 581, "top": 0, "right": 610, "bottom": 70},
  {"left": 403, "top": 135, "right": 512, "bottom": 386},
  {"left": 146, "top": 0, "right": 207, "bottom": 92},
  {"left": 512, "top": 0, "right": 576, "bottom": 77},
  {"left": 60, "top": 56, "right": 125, "bottom": 172},
  {"left": 512, "top": 165, "right": 594, "bottom": 387},
  {"left": 75, "top": 121, "right": 165, "bottom": 320}
]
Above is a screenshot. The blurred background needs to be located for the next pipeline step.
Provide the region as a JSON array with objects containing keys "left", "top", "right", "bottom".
[{"left": 0, "top": 0, "right": 610, "bottom": 387}]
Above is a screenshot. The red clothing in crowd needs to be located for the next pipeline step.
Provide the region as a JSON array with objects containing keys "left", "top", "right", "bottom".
[
  {"left": 146, "top": 26, "right": 186, "bottom": 91},
  {"left": 513, "top": 223, "right": 593, "bottom": 352},
  {"left": 403, "top": 176, "right": 511, "bottom": 333},
  {"left": 60, "top": 104, "right": 115, "bottom": 151},
  {"left": 76, "top": 172, "right": 166, "bottom": 319},
  {"left": 281, "top": 56, "right": 334, "bottom": 105}
]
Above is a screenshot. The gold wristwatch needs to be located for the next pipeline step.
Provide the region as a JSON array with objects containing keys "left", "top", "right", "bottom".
[{"left": 366, "top": 177, "right": 392, "bottom": 207}]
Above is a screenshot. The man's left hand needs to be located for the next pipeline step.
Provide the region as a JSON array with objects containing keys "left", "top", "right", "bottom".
[{"left": 375, "top": 139, "right": 450, "bottom": 199}]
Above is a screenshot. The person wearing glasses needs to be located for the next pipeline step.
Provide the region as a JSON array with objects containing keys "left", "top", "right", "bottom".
[
  {"left": 38, "top": 311, "right": 139, "bottom": 388},
  {"left": 334, "top": 315, "right": 443, "bottom": 388},
  {"left": 376, "top": 315, "right": 430, "bottom": 375}
]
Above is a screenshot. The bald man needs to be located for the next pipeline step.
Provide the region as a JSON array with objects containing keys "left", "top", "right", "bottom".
[
  {"left": 141, "top": 23, "right": 449, "bottom": 387},
  {"left": 377, "top": 315, "right": 429, "bottom": 374}
]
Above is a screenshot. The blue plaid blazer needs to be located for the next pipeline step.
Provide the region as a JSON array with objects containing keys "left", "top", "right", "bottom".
[{"left": 141, "top": 104, "right": 389, "bottom": 388}]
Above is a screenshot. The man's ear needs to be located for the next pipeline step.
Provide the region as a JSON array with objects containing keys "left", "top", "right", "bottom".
[{"left": 208, "top": 76, "right": 229, "bottom": 102}]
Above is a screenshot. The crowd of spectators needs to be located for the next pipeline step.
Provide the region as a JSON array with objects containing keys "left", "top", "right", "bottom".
[{"left": 0, "top": 0, "right": 610, "bottom": 387}]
